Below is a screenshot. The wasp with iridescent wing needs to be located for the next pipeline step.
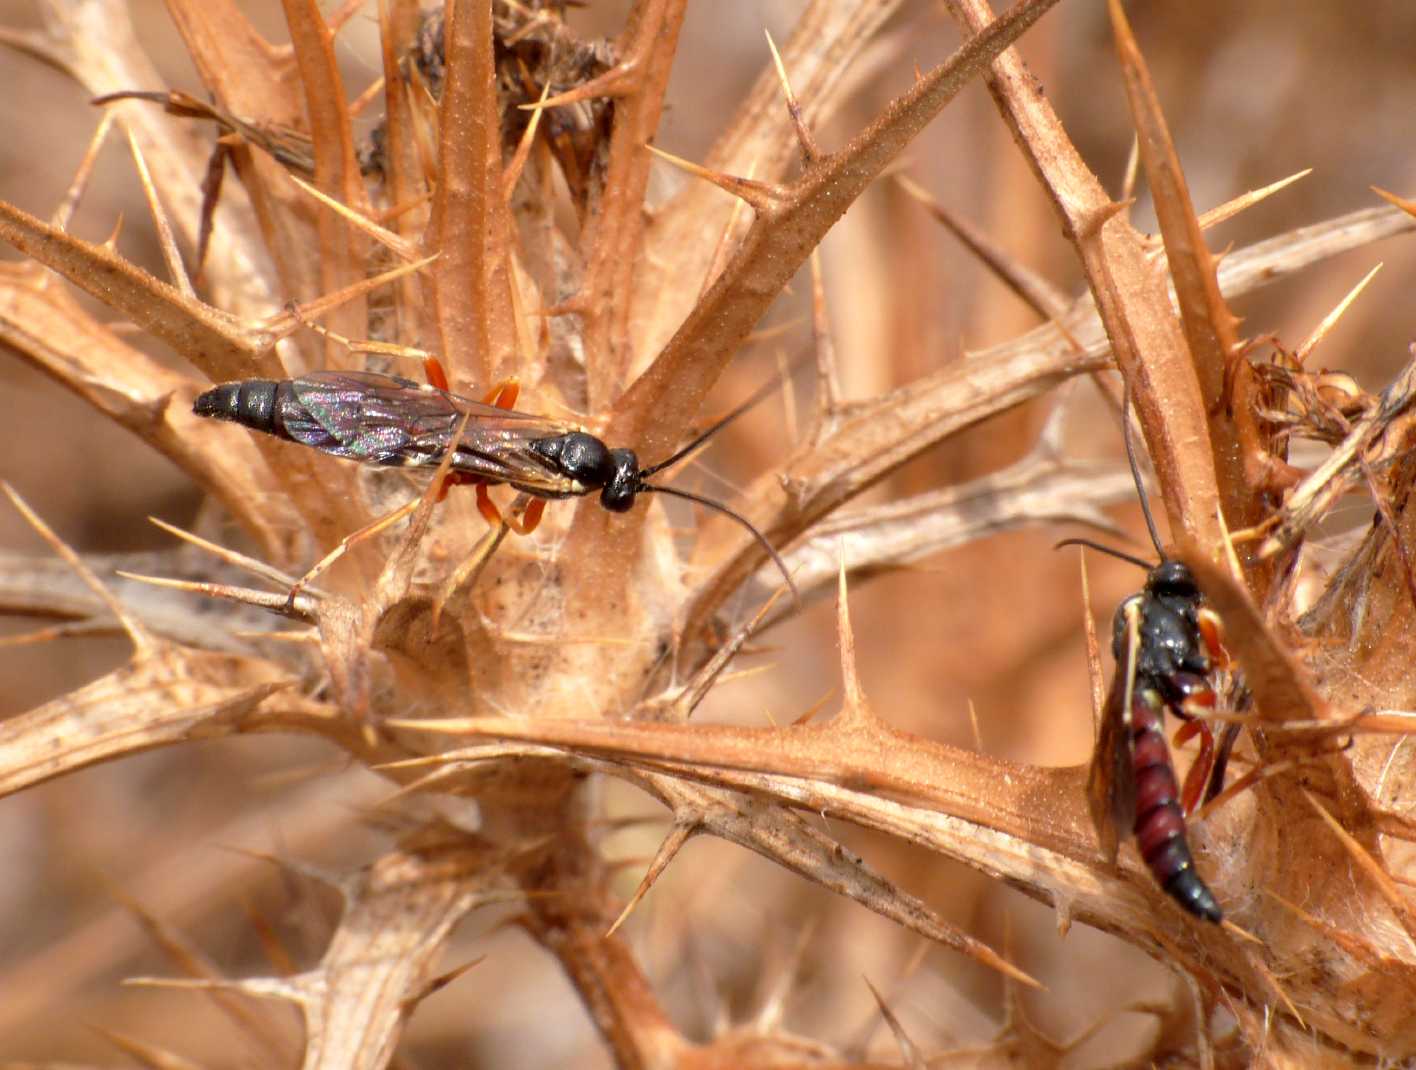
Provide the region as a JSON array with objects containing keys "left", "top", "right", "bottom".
[
  {"left": 1059, "top": 399, "right": 1233, "bottom": 923},
  {"left": 193, "top": 364, "right": 799, "bottom": 602}
]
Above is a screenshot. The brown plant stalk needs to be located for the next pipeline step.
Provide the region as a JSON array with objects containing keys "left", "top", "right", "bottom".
[{"left": 3, "top": 1, "right": 1416, "bottom": 1067}]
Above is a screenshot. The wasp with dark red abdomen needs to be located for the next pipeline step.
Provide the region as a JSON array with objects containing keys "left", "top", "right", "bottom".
[{"left": 1060, "top": 399, "right": 1233, "bottom": 923}]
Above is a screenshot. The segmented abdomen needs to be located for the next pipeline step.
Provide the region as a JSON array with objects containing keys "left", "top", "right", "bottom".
[
  {"left": 193, "top": 379, "right": 285, "bottom": 435},
  {"left": 1129, "top": 688, "right": 1223, "bottom": 922},
  {"left": 193, "top": 379, "right": 346, "bottom": 456}
]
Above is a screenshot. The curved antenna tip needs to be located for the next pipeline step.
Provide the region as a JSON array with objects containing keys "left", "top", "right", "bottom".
[
  {"left": 640, "top": 483, "right": 801, "bottom": 611},
  {"left": 1054, "top": 537, "right": 1153, "bottom": 572}
]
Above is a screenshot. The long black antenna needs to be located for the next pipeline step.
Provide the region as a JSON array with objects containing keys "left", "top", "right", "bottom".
[
  {"left": 1053, "top": 387, "right": 1167, "bottom": 573},
  {"left": 638, "top": 371, "right": 789, "bottom": 480},
  {"left": 1053, "top": 537, "right": 1153, "bottom": 571},
  {"left": 640, "top": 484, "right": 801, "bottom": 608},
  {"left": 1121, "top": 387, "right": 1166, "bottom": 560},
  {"left": 633, "top": 361, "right": 805, "bottom": 608}
]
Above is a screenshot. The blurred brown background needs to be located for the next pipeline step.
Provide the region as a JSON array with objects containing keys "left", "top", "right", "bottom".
[{"left": 2, "top": 1, "right": 1413, "bottom": 1064}]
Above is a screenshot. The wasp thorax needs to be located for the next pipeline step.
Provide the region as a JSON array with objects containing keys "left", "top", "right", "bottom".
[
  {"left": 533, "top": 432, "right": 615, "bottom": 484},
  {"left": 1119, "top": 565, "right": 1212, "bottom": 693}
]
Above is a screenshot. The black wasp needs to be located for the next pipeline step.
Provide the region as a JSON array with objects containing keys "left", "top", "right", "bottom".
[
  {"left": 1060, "top": 401, "right": 1231, "bottom": 923},
  {"left": 193, "top": 362, "right": 797, "bottom": 599}
]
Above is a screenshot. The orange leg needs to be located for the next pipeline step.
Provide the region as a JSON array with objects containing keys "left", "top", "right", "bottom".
[
  {"left": 435, "top": 470, "right": 478, "bottom": 504},
  {"left": 1175, "top": 719, "right": 1216, "bottom": 817},
  {"left": 474, "top": 486, "right": 545, "bottom": 535},
  {"left": 424, "top": 355, "right": 450, "bottom": 392},
  {"left": 1195, "top": 731, "right": 1348, "bottom": 823},
  {"left": 1178, "top": 608, "right": 1231, "bottom": 814},
  {"left": 429, "top": 370, "right": 521, "bottom": 524},
  {"left": 422, "top": 355, "right": 520, "bottom": 410},
  {"left": 482, "top": 379, "right": 520, "bottom": 409},
  {"left": 507, "top": 497, "right": 546, "bottom": 535},
  {"left": 1198, "top": 609, "right": 1229, "bottom": 668},
  {"left": 475, "top": 484, "right": 506, "bottom": 528}
]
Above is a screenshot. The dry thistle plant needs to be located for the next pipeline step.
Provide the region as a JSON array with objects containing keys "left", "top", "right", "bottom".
[{"left": 4, "top": 0, "right": 1416, "bottom": 1066}]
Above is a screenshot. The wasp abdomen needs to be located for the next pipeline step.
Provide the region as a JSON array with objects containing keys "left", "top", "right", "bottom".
[
  {"left": 194, "top": 379, "right": 285, "bottom": 433},
  {"left": 1130, "top": 690, "right": 1222, "bottom": 922}
]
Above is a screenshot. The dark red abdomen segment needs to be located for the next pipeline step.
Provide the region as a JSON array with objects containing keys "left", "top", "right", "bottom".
[{"left": 1129, "top": 688, "right": 1223, "bottom": 922}]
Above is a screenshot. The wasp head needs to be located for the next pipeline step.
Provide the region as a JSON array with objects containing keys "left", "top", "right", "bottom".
[
  {"left": 599, "top": 449, "right": 640, "bottom": 512},
  {"left": 1145, "top": 559, "right": 1200, "bottom": 605}
]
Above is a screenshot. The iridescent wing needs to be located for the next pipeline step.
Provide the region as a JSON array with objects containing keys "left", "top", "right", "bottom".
[
  {"left": 281, "top": 371, "right": 441, "bottom": 461},
  {"left": 1087, "top": 605, "right": 1140, "bottom": 865},
  {"left": 283, "top": 371, "right": 578, "bottom": 490}
]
